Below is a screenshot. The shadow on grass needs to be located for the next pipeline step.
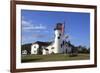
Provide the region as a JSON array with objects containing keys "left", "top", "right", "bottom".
[{"left": 21, "top": 58, "right": 42, "bottom": 63}]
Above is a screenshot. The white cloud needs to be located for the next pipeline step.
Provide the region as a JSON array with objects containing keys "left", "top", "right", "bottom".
[
  {"left": 22, "top": 20, "right": 33, "bottom": 27},
  {"left": 22, "top": 19, "right": 47, "bottom": 30},
  {"left": 23, "top": 24, "right": 46, "bottom": 30}
]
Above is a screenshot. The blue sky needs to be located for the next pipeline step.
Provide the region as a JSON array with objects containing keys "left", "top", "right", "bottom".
[{"left": 21, "top": 10, "right": 90, "bottom": 48}]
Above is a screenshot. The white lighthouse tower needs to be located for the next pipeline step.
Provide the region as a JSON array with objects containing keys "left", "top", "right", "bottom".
[{"left": 53, "top": 23, "right": 64, "bottom": 53}]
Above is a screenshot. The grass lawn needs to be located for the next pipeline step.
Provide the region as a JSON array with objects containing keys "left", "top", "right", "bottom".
[{"left": 21, "top": 54, "right": 90, "bottom": 63}]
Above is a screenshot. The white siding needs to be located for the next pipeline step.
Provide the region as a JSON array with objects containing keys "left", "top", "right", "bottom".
[
  {"left": 22, "top": 50, "right": 27, "bottom": 55},
  {"left": 31, "top": 44, "right": 39, "bottom": 54}
]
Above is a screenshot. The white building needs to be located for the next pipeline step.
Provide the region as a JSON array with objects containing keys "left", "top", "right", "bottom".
[
  {"left": 31, "top": 43, "right": 39, "bottom": 54},
  {"left": 31, "top": 23, "right": 71, "bottom": 55}
]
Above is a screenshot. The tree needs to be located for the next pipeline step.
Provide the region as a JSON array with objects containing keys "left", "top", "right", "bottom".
[{"left": 77, "top": 45, "right": 90, "bottom": 54}]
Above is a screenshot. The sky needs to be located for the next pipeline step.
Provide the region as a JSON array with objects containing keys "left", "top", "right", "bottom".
[{"left": 21, "top": 9, "right": 90, "bottom": 48}]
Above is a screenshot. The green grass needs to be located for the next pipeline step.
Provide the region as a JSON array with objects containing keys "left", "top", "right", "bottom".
[{"left": 21, "top": 54, "right": 90, "bottom": 63}]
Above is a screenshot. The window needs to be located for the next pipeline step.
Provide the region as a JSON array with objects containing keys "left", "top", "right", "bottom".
[
  {"left": 45, "top": 49, "right": 49, "bottom": 51},
  {"left": 62, "top": 41, "right": 64, "bottom": 45},
  {"left": 58, "top": 36, "right": 60, "bottom": 39},
  {"left": 59, "top": 33, "right": 61, "bottom": 36},
  {"left": 61, "top": 44, "right": 62, "bottom": 48},
  {"left": 34, "top": 51, "right": 36, "bottom": 53},
  {"left": 34, "top": 46, "right": 36, "bottom": 48},
  {"left": 51, "top": 47, "right": 54, "bottom": 49}
]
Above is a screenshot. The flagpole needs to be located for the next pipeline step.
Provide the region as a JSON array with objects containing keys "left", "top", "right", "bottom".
[
  {"left": 64, "top": 21, "right": 65, "bottom": 36},
  {"left": 63, "top": 21, "right": 65, "bottom": 54}
]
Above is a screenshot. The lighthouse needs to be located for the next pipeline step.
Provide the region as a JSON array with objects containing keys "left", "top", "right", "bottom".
[
  {"left": 30, "top": 23, "right": 65, "bottom": 55},
  {"left": 53, "top": 23, "right": 64, "bottom": 53}
]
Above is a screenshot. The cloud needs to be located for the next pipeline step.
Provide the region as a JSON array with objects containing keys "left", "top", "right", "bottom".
[
  {"left": 23, "top": 24, "right": 46, "bottom": 30},
  {"left": 22, "top": 19, "right": 47, "bottom": 30},
  {"left": 32, "top": 34, "right": 47, "bottom": 38},
  {"left": 22, "top": 20, "right": 33, "bottom": 28}
]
